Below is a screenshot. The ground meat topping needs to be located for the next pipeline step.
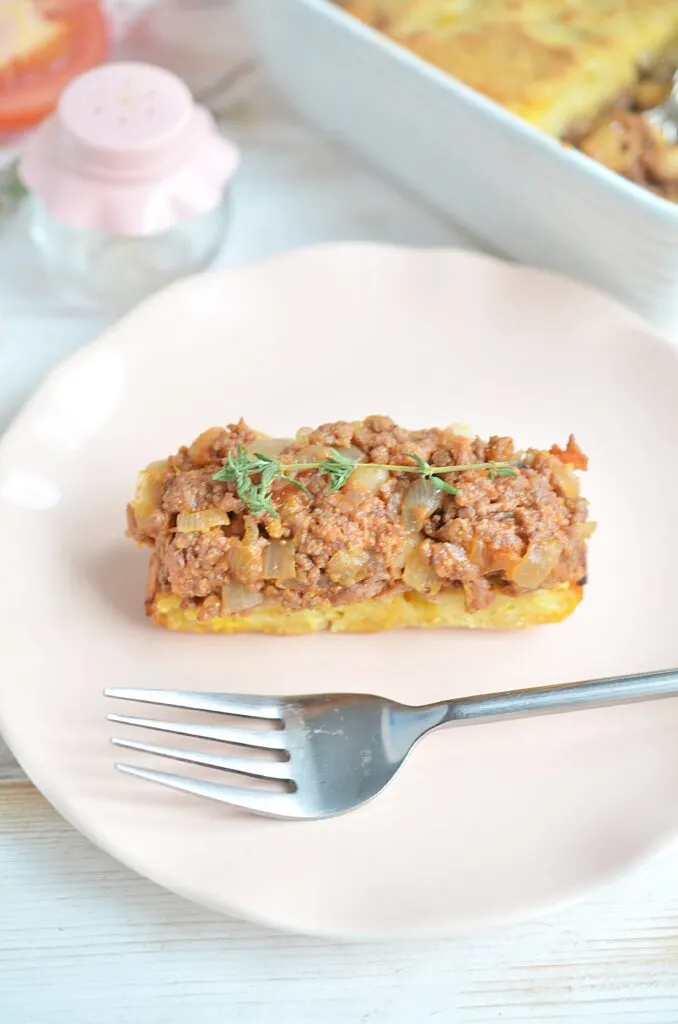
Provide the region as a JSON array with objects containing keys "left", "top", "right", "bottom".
[
  {"left": 127, "top": 418, "right": 593, "bottom": 618},
  {"left": 568, "top": 71, "right": 678, "bottom": 204}
]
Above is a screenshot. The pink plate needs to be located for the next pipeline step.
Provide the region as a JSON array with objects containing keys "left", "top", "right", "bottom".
[{"left": 1, "top": 244, "right": 678, "bottom": 938}]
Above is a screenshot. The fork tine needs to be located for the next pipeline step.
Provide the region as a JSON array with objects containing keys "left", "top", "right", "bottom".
[
  {"left": 104, "top": 687, "right": 283, "bottom": 720},
  {"left": 115, "top": 763, "right": 301, "bottom": 818},
  {"left": 111, "top": 737, "right": 292, "bottom": 780},
  {"left": 107, "top": 713, "right": 286, "bottom": 750}
]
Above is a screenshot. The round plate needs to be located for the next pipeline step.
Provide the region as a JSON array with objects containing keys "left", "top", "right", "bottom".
[{"left": 2, "top": 244, "right": 678, "bottom": 939}]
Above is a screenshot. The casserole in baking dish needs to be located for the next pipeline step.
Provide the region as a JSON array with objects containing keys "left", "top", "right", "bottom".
[
  {"left": 240, "top": 0, "right": 678, "bottom": 330},
  {"left": 341, "top": 0, "right": 678, "bottom": 201}
]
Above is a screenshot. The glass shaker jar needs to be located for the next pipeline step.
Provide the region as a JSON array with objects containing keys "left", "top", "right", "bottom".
[{"left": 18, "top": 62, "right": 240, "bottom": 311}]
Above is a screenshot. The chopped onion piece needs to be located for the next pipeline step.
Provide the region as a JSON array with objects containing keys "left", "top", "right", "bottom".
[
  {"left": 176, "top": 508, "right": 230, "bottom": 533},
  {"left": 227, "top": 517, "right": 263, "bottom": 585},
  {"left": 133, "top": 462, "right": 167, "bottom": 529},
  {"left": 248, "top": 437, "right": 293, "bottom": 460},
  {"left": 189, "top": 428, "right": 224, "bottom": 465},
  {"left": 295, "top": 444, "right": 333, "bottom": 464},
  {"left": 402, "top": 478, "right": 441, "bottom": 532},
  {"left": 326, "top": 548, "right": 370, "bottom": 586},
  {"left": 403, "top": 542, "right": 441, "bottom": 595},
  {"left": 221, "top": 581, "right": 263, "bottom": 614},
  {"left": 509, "top": 540, "right": 562, "bottom": 590},
  {"left": 242, "top": 515, "right": 260, "bottom": 546},
  {"left": 335, "top": 446, "right": 366, "bottom": 463},
  {"left": 346, "top": 465, "right": 390, "bottom": 493},
  {"left": 393, "top": 534, "right": 419, "bottom": 570},
  {"left": 263, "top": 540, "right": 297, "bottom": 581},
  {"left": 469, "top": 536, "right": 489, "bottom": 570},
  {"left": 470, "top": 537, "right": 519, "bottom": 574},
  {"left": 448, "top": 422, "right": 473, "bottom": 438},
  {"left": 266, "top": 518, "right": 285, "bottom": 540},
  {"left": 228, "top": 543, "right": 253, "bottom": 580},
  {"left": 549, "top": 459, "right": 580, "bottom": 499}
]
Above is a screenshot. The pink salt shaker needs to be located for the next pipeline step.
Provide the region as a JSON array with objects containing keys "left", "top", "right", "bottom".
[{"left": 18, "top": 62, "right": 240, "bottom": 309}]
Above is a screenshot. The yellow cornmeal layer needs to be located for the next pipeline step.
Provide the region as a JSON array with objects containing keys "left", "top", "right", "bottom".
[
  {"left": 340, "top": 1, "right": 678, "bottom": 135},
  {"left": 150, "top": 583, "right": 582, "bottom": 635}
]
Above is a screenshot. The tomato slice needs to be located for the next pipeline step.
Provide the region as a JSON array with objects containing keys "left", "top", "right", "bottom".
[
  {"left": 0, "top": 0, "right": 109, "bottom": 134},
  {"left": 550, "top": 436, "right": 589, "bottom": 472}
]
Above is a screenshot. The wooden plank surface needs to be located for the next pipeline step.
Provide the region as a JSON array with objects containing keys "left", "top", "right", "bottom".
[{"left": 2, "top": 784, "right": 678, "bottom": 1023}]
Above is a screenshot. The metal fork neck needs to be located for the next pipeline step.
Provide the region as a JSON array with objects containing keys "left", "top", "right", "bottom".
[{"left": 431, "top": 669, "right": 678, "bottom": 727}]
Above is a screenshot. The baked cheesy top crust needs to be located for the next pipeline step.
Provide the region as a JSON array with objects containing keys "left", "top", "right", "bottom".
[
  {"left": 127, "top": 417, "right": 593, "bottom": 624},
  {"left": 340, "top": 1, "right": 678, "bottom": 200},
  {"left": 341, "top": 1, "right": 678, "bottom": 133}
]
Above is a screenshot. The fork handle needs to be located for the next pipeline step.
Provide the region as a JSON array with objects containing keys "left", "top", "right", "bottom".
[{"left": 433, "top": 669, "right": 678, "bottom": 726}]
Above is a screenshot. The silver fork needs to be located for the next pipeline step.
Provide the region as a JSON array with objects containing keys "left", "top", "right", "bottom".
[{"left": 106, "top": 668, "right": 678, "bottom": 820}]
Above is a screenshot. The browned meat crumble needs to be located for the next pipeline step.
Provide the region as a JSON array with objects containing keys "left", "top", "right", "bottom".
[{"left": 127, "top": 416, "right": 592, "bottom": 621}]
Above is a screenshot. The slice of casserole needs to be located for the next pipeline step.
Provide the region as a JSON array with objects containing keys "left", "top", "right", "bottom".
[
  {"left": 341, "top": 1, "right": 678, "bottom": 138},
  {"left": 126, "top": 417, "right": 593, "bottom": 635}
]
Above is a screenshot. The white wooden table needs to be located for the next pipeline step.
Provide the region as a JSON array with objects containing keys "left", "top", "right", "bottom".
[{"left": 2, "top": 66, "right": 678, "bottom": 1024}]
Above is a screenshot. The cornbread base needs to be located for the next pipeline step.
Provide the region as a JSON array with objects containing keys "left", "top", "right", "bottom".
[{"left": 149, "top": 583, "right": 582, "bottom": 635}]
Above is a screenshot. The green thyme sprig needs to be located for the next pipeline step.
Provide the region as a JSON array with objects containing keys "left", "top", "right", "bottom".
[{"left": 213, "top": 444, "right": 519, "bottom": 518}]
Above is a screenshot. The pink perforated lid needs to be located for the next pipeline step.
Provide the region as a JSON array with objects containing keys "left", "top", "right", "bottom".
[{"left": 18, "top": 63, "right": 240, "bottom": 236}]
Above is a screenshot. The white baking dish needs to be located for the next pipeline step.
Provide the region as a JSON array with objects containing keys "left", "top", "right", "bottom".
[{"left": 239, "top": 0, "right": 678, "bottom": 334}]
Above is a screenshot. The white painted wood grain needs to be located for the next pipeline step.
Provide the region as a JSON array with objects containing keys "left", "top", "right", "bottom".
[{"left": 2, "top": 785, "right": 678, "bottom": 1023}]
